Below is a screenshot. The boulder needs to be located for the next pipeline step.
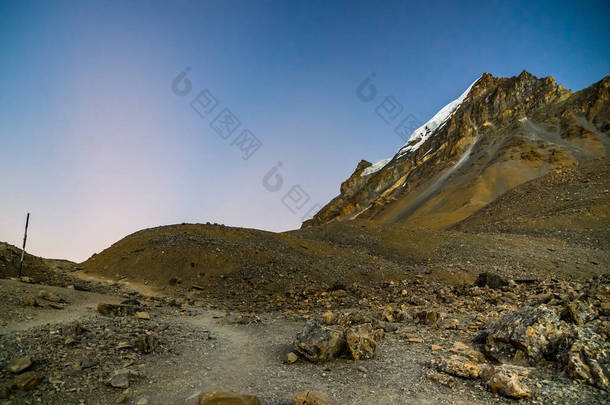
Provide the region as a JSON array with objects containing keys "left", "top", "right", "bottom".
[
  {"left": 293, "top": 391, "right": 339, "bottom": 405},
  {"left": 185, "top": 392, "right": 261, "bottom": 405},
  {"left": 562, "top": 300, "right": 597, "bottom": 325},
  {"left": 38, "top": 290, "right": 62, "bottom": 303},
  {"left": 435, "top": 355, "right": 480, "bottom": 379},
  {"left": 345, "top": 323, "right": 377, "bottom": 361},
  {"left": 285, "top": 352, "right": 298, "bottom": 364},
  {"left": 136, "top": 334, "right": 156, "bottom": 354},
  {"left": 97, "top": 303, "right": 139, "bottom": 316},
  {"left": 474, "top": 272, "right": 508, "bottom": 289},
  {"left": 480, "top": 365, "right": 531, "bottom": 399},
  {"left": 415, "top": 310, "right": 440, "bottom": 326},
  {"left": 566, "top": 325, "right": 609, "bottom": 390},
  {"left": 450, "top": 342, "right": 486, "bottom": 363},
  {"left": 9, "top": 371, "right": 40, "bottom": 391},
  {"left": 108, "top": 369, "right": 131, "bottom": 388},
  {"left": 7, "top": 356, "right": 32, "bottom": 373},
  {"left": 294, "top": 321, "right": 346, "bottom": 363},
  {"left": 477, "top": 305, "right": 572, "bottom": 364}
]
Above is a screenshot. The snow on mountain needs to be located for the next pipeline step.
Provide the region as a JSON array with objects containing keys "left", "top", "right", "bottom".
[
  {"left": 395, "top": 78, "right": 480, "bottom": 158},
  {"left": 360, "top": 157, "right": 392, "bottom": 177}
]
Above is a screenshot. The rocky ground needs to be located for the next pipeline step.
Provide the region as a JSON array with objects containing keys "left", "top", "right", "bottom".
[{"left": 0, "top": 265, "right": 608, "bottom": 404}]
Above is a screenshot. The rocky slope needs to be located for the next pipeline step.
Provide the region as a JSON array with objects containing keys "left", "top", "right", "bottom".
[{"left": 304, "top": 72, "right": 610, "bottom": 230}]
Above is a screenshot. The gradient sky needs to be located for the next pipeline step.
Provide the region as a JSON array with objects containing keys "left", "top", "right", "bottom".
[{"left": 1, "top": 0, "right": 609, "bottom": 262}]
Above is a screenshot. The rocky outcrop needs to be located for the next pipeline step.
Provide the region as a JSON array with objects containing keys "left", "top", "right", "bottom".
[
  {"left": 477, "top": 305, "right": 572, "bottom": 364},
  {"left": 478, "top": 302, "right": 609, "bottom": 391},
  {"left": 567, "top": 325, "right": 609, "bottom": 390}
]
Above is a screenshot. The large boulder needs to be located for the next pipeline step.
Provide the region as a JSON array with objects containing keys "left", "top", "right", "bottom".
[
  {"left": 477, "top": 305, "right": 573, "bottom": 364},
  {"left": 345, "top": 323, "right": 377, "bottom": 361},
  {"left": 566, "top": 325, "right": 609, "bottom": 390},
  {"left": 294, "top": 321, "right": 346, "bottom": 363}
]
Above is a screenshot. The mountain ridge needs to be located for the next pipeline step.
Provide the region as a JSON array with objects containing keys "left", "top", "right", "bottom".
[{"left": 303, "top": 71, "right": 609, "bottom": 230}]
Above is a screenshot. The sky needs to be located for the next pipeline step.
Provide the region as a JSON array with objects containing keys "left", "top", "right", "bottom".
[{"left": 1, "top": 0, "right": 609, "bottom": 262}]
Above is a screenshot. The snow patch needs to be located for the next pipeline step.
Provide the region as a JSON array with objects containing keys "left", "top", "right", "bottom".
[
  {"left": 396, "top": 78, "right": 480, "bottom": 158},
  {"left": 361, "top": 157, "right": 392, "bottom": 176}
]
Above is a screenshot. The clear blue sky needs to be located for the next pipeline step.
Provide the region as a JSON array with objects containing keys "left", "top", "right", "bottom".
[{"left": 1, "top": 0, "right": 609, "bottom": 261}]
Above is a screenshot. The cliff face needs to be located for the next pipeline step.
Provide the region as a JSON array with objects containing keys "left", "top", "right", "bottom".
[{"left": 304, "top": 72, "right": 610, "bottom": 229}]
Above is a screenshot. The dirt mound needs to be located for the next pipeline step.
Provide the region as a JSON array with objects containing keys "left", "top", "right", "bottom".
[
  {"left": 0, "top": 242, "right": 75, "bottom": 284},
  {"left": 77, "top": 219, "right": 609, "bottom": 312},
  {"left": 79, "top": 223, "right": 409, "bottom": 309}
]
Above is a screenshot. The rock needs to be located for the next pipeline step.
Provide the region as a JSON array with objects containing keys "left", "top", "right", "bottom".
[
  {"left": 294, "top": 320, "right": 346, "bottom": 363},
  {"left": 436, "top": 355, "right": 480, "bottom": 379},
  {"left": 7, "top": 356, "right": 32, "bottom": 373},
  {"left": 600, "top": 301, "right": 610, "bottom": 317},
  {"left": 0, "top": 385, "right": 10, "bottom": 399},
  {"left": 372, "top": 328, "right": 385, "bottom": 341},
  {"left": 566, "top": 325, "right": 609, "bottom": 390},
  {"left": 185, "top": 392, "right": 261, "bottom": 405},
  {"left": 108, "top": 370, "right": 130, "bottom": 388},
  {"left": 285, "top": 352, "right": 299, "bottom": 364},
  {"left": 97, "top": 303, "right": 139, "bottom": 316},
  {"left": 474, "top": 272, "right": 508, "bottom": 289},
  {"left": 136, "top": 334, "right": 156, "bottom": 354},
  {"left": 322, "top": 311, "right": 334, "bottom": 325},
  {"left": 480, "top": 365, "right": 531, "bottom": 399},
  {"left": 430, "top": 345, "right": 442, "bottom": 351},
  {"left": 415, "top": 310, "right": 440, "bottom": 326},
  {"left": 427, "top": 372, "right": 457, "bottom": 388},
  {"left": 10, "top": 371, "right": 41, "bottom": 391},
  {"left": 477, "top": 305, "right": 572, "bottom": 364},
  {"left": 563, "top": 300, "right": 597, "bottom": 325},
  {"left": 407, "top": 337, "right": 423, "bottom": 343},
  {"left": 450, "top": 342, "right": 487, "bottom": 363},
  {"left": 136, "top": 398, "right": 149, "bottom": 405},
  {"left": 345, "top": 323, "right": 377, "bottom": 361},
  {"left": 64, "top": 322, "right": 85, "bottom": 337},
  {"left": 80, "top": 358, "right": 98, "bottom": 369},
  {"left": 24, "top": 296, "right": 41, "bottom": 307},
  {"left": 135, "top": 311, "right": 151, "bottom": 320},
  {"left": 38, "top": 289, "right": 62, "bottom": 302},
  {"left": 48, "top": 302, "right": 65, "bottom": 309},
  {"left": 293, "top": 391, "right": 339, "bottom": 405},
  {"left": 377, "top": 321, "right": 400, "bottom": 332},
  {"left": 439, "top": 318, "right": 460, "bottom": 330}
]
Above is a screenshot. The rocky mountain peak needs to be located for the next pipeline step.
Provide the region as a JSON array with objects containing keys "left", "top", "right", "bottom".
[{"left": 304, "top": 72, "right": 608, "bottom": 229}]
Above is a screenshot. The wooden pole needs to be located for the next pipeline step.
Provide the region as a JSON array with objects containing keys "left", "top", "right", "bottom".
[{"left": 18, "top": 213, "right": 30, "bottom": 278}]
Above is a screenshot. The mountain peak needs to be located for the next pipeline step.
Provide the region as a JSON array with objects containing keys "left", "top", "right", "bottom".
[{"left": 304, "top": 72, "right": 609, "bottom": 229}]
